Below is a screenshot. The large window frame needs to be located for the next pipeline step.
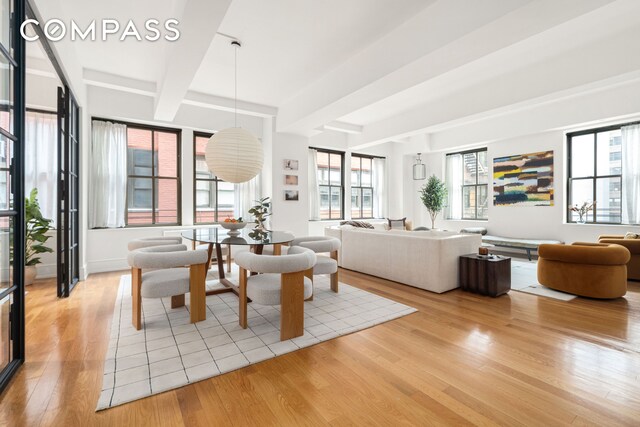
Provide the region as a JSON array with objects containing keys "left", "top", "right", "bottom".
[
  {"left": 314, "top": 147, "right": 345, "bottom": 220},
  {"left": 193, "top": 131, "right": 235, "bottom": 224},
  {"left": 351, "top": 153, "right": 383, "bottom": 220},
  {"left": 94, "top": 118, "right": 182, "bottom": 227},
  {"left": 447, "top": 148, "right": 488, "bottom": 221},
  {"left": 566, "top": 123, "right": 633, "bottom": 225}
]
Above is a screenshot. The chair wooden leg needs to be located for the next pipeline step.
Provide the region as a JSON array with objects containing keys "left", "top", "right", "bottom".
[
  {"left": 189, "top": 263, "right": 207, "bottom": 324},
  {"left": 171, "top": 294, "right": 185, "bottom": 309},
  {"left": 331, "top": 250, "right": 339, "bottom": 293},
  {"left": 304, "top": 268, "right": 314, "bottom": 301},
  {"left": 280, "top": 271, "right": 305, "bottom": 341},
  {"left": 226, "top": 245, "right": 232, "bottom": 273},
  {"left": 132, "top": 268, "right": 142, "bottom": 330},
  {"left": 273, "top": 244, "right": 282, "bottom": 256},
  {"left": 239, "top": 268, "right": 248, "bottom": 329}
]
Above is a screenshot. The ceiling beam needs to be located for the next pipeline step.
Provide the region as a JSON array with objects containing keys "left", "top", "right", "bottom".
[
  {"left": 275, "top": 0, "right": 613, "bottom": 136},
  {"left": 319, "top": 121, "right": 363, "bottom": 135},
  {"left": 83, "top": 68, "right": 157, "bottom": 97},
  {"left": 154, "top": 0, "right": 232, "bottom": 121},
  {"left": 183, "top": 91, "right": 277, "bottom": 118}
]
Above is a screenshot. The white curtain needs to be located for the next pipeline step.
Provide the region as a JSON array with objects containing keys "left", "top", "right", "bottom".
[
  {"left": 445, "top": 153, "right": 462, "bottom": 220},
  {"left": 25, "top": 111, "right": 57, "bottom": 223},
  {"left": 372, "top": 157, "right": 388, "bottom": 218},
  {"left": 622, "top": 124, "right": 640, "bottom": 225},
  {"left": 234, "top": 174, "right": 261, "bottom": 220},
  {"left": 308, "top": 149, "right": 320, "bottom": 220},
  {"left": 90, "top": 120, "right": 127, "bottom": 228}
]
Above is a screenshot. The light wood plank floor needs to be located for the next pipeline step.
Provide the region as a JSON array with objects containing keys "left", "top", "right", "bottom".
[{"left": 1, "top": 269, "right": 639, "bottom": 426}]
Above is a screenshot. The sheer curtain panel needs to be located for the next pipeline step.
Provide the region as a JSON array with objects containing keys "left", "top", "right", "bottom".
[
  {"left": 25, "top": 111, "right": 57, "bottom": 222},
  {"left": 372, "top": 157, "right": 388, "bottom": 218},
  {"left": 622, "top": 124, "right": 640, "bottom": 225},
  {"left": 445, "top": 153, "right": 463, "bottom": 220},
  {"left": 234, "top": 174, "right": 261, "bottom": 220},
  {"left": 90, "top": 120, "right": 127, "bottom": 228},
  {"left": 308, "top": 149, "right": 320, "bottom": 220}
]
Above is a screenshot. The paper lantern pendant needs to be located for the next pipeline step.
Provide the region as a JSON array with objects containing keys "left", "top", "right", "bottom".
[{"left": 205, "top": 128, "right": 263, "bottom": 183}]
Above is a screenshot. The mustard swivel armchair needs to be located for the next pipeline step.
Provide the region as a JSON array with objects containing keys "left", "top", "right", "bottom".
[
  {"left": 598, "top": 235, "right": 640, "bottom": 281},
  {"left": 537, "top": 242, "right": 631, "bottom": 299}
]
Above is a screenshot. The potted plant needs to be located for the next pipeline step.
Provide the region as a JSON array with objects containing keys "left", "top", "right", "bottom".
[
  {"left": 25, "top": 189, "right": 54, "bottom": 285},
  {"left": 420, "top": 175, "right": 448, "bottom": 230},
  {"left": 248, "top": 197, "right": 271, "bottom": 231}
]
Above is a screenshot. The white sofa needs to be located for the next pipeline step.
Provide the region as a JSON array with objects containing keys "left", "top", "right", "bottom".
[{"left": 326, "top": 226, "right": 481, "bottom": 293}]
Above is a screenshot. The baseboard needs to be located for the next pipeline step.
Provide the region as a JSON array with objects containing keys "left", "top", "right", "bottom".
[{"left": 86, "top": 258, "right": 129, "bottom": 276}]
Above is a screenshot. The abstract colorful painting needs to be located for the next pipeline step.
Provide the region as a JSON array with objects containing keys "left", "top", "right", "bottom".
[{"left": 493, "top": 151, "right": 554, "bottom": 206}]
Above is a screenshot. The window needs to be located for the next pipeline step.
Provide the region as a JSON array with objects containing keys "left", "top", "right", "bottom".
[
  {"left": 316, "top": 149, "right": 344, "bottom": 220},
  {"left": 446, "top": 148, "right": 488, "bottom": 220},
  {"left": 193, "top": 132, "right": 236, "bottom": 223},
  {"left": 125, "top": 125, "right": 181, "bottom": 226},
  {"left": 568, "top": 125, "right": 626, "bottom": 224},
  {"left": 351, "top": 155, "right": 374, "bottom": 219}
]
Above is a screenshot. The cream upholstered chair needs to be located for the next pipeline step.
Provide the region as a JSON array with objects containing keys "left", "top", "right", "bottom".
[
  {"left": 127, "top": 236, "right": 183, "bottom": 251},
  {"left": 127, "top": 244, "right": 209, "bottom": 330},
  {"left": 235, "top": 246, "right": 316, "bottom": 341},
  {"left": 290, "top": 236, "right": 341, "bottom": 298}
]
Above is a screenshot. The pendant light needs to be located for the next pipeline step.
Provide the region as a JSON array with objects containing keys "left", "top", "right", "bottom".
[
  {"left": 205, "top": 40, "right": 263, "bottom": 183},
  {"left": 413, "top": 153, "right": 426, "bottom": 180}
]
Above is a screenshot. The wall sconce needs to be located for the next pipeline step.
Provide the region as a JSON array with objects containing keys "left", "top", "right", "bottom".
[{"left": 413, "top": 153, "right": 426, "bottom": 180}]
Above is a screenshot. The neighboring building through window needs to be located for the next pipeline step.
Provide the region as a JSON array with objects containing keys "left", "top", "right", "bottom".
[
  {"left": 126, "top": 125, "right": 181, "bottom": 226},
  {"left": 316, "top": 149, "right": 344, "bottom": 220},
  {"left": 351, "top": 154, "right": 374, "bottom": 219},
  {"left": 568, "top": 125, "right": 624, "bottom": 224},
  {"left": 194, "top": 132, "right": 236, "bottom": 223},
  {"left": 445, "top": 148, "right": 488, "bottom": 220}
]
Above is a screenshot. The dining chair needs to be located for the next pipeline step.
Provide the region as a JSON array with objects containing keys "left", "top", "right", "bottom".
[
  {"left": 235, "top": 246, "right": 316, "bottom": 341},
  {"left": 127, "top": 236, "right": 183, "bottom": 251},
  {"left": 290, "top": 236, "right": 341, "bottom": 298},
  {"left": 127, "top": 244, "right": 209, "bottom": 330},
  {"left": 194, "top": 243, "right": 232, "bottom": 273}
]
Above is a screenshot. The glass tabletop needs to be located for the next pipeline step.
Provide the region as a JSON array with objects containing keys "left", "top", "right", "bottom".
[{"left": 182, "top": 227, "right": 294, "bottom": 246}]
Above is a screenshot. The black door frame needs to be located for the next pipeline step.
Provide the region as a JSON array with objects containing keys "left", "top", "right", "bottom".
[{"left": 0, "top": 0, "right": 26, "bottom": 394}]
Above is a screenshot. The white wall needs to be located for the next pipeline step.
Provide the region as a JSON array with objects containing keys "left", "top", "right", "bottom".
[{"left": 415, "top": 131, "right": 640, "bottom": 244}]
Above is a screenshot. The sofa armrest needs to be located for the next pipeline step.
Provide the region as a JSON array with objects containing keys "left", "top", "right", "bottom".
[
  {"left": 539, "top": 243, "right": 630, "bottom": 265},
  {"left": 598, "top": 238, "right": 640, "bottom": 254}
]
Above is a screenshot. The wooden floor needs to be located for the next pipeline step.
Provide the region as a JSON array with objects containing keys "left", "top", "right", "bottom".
[{"left": 1, "top": 269, "right": 640, "bottom": 426}]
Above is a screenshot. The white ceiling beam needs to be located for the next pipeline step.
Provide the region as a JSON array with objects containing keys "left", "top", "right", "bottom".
[
  {"left": 83, "top": 68, "right": 157, "bottom": 97},
  {"left": 154, "top": 0, "right": 233, "bottom": 121},
  {"left": 276, "top": 0, "right": 613, "bottom": 136},
  {"left": 182, "top": 91, "right": 277, "bottom": 118},
  {"left": 358, "top": 23, "right": 640, "bottom": 147},
  {"left": 320, "top": 121, "right": 363, "bottom": 135}
]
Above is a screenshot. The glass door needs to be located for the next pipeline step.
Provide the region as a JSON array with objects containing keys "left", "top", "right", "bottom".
[
  {"left": 56, "top": 86, "right": 80, "bottom": 297},
  {"left": 0, "top": 0, "right": 26, "bottom": 393}
]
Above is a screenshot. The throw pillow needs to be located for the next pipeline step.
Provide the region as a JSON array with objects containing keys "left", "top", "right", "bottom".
[
  {"left": 340, "top": 220, "right": 374, "bottom": 229},
  {"left": 624, "top": 232, "right": 640, "bottom": 239},
  {"left": 387, "top": 217, "right": 406, "bottom": 230}
]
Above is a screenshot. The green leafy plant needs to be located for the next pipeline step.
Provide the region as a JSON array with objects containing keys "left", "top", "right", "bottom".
[
  {"left": 420, "top": 175, "right": 448, "bottom": 229},
  {"left": 248, "top": 197, "right": 271, "bottom": 230},
  {"left": 25, "top": 189, "right": 54, "bottom": 266}
]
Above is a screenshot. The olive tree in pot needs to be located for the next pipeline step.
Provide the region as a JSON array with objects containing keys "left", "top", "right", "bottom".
[
  {"left": 25, "top": 189, "right": 54, "bottom": 285},
  {"left": 420, "top": 175, "right": 448, "bottom": 230}
]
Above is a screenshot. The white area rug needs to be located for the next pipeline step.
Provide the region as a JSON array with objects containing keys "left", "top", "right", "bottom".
[
  {"left": 511, "top": 259, "right": 577, "bottom": 301},
  {"left": 96, "top": 272, "right": 417, "bottom": 410}
]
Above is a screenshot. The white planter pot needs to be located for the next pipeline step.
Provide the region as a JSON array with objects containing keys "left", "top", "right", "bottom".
[{"left": 25, "top": 265, "right": 37, "bottom": 286}]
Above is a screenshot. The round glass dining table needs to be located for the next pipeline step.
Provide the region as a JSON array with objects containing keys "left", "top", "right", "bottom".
[{"left": 182, "top": 228, "right": 295, "bottom": 297}]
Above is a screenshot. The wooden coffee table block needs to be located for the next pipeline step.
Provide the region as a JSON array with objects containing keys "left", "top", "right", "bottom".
[{"left": 459, "top": 254, "right": 511, "bottom": 297}]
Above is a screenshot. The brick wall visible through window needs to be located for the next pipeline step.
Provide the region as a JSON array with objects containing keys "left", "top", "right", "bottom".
[{"left": 125, "top": 125, "right": 181, "bottom": 226}]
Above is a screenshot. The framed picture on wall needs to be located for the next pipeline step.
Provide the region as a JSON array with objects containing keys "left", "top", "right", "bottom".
[
  {"left": 284, "top": 174, "right": 298, "bottom": 185},
  {"left": 284, "top": 159, "right": 299, "bottom": 171},
  {"left": 284, "top": 190, "right": 299, "bottom": 201}
]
